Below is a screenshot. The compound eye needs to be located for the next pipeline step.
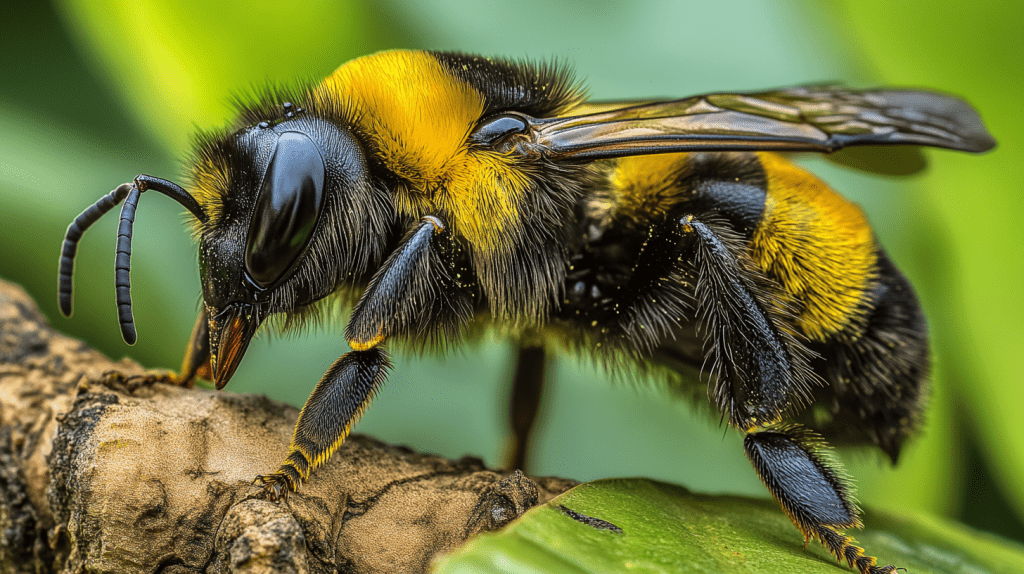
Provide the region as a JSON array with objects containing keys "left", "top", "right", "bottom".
[
  {"left": 468, "top": 113, "right": 529, "bottom": 147},
  {"left": 245, "top": 131, "right": 326, "bottom": 287}
]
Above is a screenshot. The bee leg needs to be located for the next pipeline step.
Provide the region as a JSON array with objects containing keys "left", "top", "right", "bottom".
[
  {"left": 682, "top": 216, "right": 897, "bottom": 571},
  {"left": 744, "top": 425, "right": 896, "bottom": 574},
  {"left": 506, "top": 343, "right": 546, "bottom": 471},
  {"left": 258, "top": 215, "right": 459, "bottom": 500},
  {"left": 177, "top": 307, "right": 211, "bottom": 387},
  {"left": 682, "top": 215, "right": 817, "bottom": 429},
  {"left": 255, "top": 347, "right": 392, "bottom": 501},
  {"left": 345, "top": 215, "right": 453, "bottom": 349},
  {"left": 92, "top": 309, "right": 207, "bottom": 391}
]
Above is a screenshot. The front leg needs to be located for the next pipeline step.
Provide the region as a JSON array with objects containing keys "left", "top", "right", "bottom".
[
  {"left": 177, "top": 307, "right": 211, "bottom": 387},
  {"left": 256, "top": 347, "right": 391, "bottom": 500},
  {"left": 256, "top": 216, "right": 464, "bottom": 500},
  {"left": 345, "top": 215, "right": 448, "bottom": 349},
  {"left": 744, "top": 425, "right": 895, "bottom": 574}
]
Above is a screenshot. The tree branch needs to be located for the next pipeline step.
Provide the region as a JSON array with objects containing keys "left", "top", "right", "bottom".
[{"left": 0, "top": 279, "right": 575, "bottom": 573}]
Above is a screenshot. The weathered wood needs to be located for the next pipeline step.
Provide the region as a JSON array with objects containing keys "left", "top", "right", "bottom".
[{"left": 0, "top": 279, "right": 575, "bottom": 573}]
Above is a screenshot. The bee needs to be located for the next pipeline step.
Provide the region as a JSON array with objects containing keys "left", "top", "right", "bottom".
[{"left": 58, "top": 50, "right": 994, "bottom": 573}]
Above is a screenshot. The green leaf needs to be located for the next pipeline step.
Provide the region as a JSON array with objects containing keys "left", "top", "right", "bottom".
[{"left": 433, "top": 479, "right": 1024, "bottom": 574}]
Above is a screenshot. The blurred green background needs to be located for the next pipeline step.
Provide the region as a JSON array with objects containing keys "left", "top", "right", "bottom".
[{"left": 2, "top": 0, "right": 1021, "bottom": 545}]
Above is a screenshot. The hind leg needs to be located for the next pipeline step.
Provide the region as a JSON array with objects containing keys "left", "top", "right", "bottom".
[
  {"left": 745, "top": 425, "right": 895, "bottom": 573},
  {"left": 683, "top": 216, "right": 896, "bottom": 573},
  {"left": 505, "top": 344, "right": 547, "bottom": 472}
]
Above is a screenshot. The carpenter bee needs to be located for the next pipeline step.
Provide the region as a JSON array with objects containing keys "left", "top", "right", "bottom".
[{"left": 58, "top": 50, "right": 994, "bottom": 574}]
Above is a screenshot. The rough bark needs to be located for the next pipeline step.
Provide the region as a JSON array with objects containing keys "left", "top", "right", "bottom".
[{"left": 0, "top": 279, "right": 576, "bottom": 573}]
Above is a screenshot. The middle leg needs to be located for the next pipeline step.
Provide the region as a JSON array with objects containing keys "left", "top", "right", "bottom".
[{"left": 505, "top": 343, "right": 547, "bottom": 472}]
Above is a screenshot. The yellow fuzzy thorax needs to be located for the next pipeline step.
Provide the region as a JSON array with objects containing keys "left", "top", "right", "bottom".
[
  {"left": 751, "top": 152, "right": 875, "bottom": 341},
  {"left": 313, "top": 50, "right": 531, "bottom": 254}
]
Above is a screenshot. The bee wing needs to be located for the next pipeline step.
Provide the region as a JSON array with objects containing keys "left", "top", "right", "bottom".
[{"left": 522, "top": 86, "right": 995, "bottom": 161}]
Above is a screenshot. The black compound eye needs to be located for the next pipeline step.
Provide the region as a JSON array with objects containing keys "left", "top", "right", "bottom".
[
  {"left": 245, "top": 131, "right": 326, "bottom": 287},
  {"left": 467, "top": 113, "right": 529, "bottom": 147}
]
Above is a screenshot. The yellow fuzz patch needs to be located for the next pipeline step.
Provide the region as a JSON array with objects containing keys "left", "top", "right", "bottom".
[
  {"left": 315, "top": 51, "right": 484, "bottom": 187},
  {"left": 608, "top": 153, "right": 690, "bottom": 222},
  {"left": 750, "top": 153, "right": 875, "bottom": 341},
  {"left": 314, "top": 50, "right": 530, "bottom": 254},
  {"left": 189, "top": 156, "right": 230, "bottom": 232},
  {"left": 435, "top": 151, "right": 532, "bottom": 253}
]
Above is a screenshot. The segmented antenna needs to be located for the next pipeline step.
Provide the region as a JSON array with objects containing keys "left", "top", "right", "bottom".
[
  {"left": 58, "top": 175, "right": 208, "bottom": 345},
  {"left": 116, "top": 186, "right": 142, "bottom": 344},
  {"left": 59, "top": 183, "right": 133, "bottom": 317}
]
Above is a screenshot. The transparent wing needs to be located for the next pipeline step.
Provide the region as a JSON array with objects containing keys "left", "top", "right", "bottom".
[{"left": 517, "top": 86, "right": 995, "bottom": 161}]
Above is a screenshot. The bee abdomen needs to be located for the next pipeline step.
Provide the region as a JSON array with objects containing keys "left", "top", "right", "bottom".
[
  {"left": 748, "top": 152, "right": 877, "bottom": 342},
  {"left": 600, "top": 150, "right": 878, "bottom": 343},
  {"left": 589, "top": 150, "right": 928, "bottom": 453},
  {"left": 805, "top": 249, "right": 930, "bottom": 461}
]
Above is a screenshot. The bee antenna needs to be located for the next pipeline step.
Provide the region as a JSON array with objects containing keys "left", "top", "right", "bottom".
[
  {"left": 58, "top": 175, "right": 208, "bottom": 345},
  {"left": 58, "top": 183, "right": 134, "bottom": 318},
  {"left": 134, "top": 175, "right": 209, "bottom": 224},
  {"left": 115, "top": 185, "right": 143, "bottom": 344},
  {"left": 115, "top": 176, "right": 209, "bottom": 345}
]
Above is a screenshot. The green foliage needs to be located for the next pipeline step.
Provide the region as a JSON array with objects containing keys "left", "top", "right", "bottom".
[
  {"left": 434, "top": 479, "right": 1024, "bottom": 574},
  {"left": 57, "top": 1, "right": 401, "bottom": 151}
]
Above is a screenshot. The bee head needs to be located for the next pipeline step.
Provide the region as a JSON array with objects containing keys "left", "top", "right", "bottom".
[
  {"left": 57, "top": 104, "right": 392, "bottom": 389},
  {"left": 191, "top": 111, "right": 392, "bottom": 386}
]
